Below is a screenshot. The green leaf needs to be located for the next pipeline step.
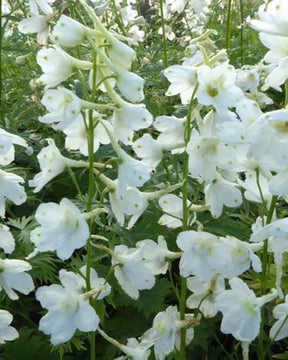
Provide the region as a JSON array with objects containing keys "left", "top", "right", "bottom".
[{"left": 115, "top": 278, "right": 173, "bottom": 318}]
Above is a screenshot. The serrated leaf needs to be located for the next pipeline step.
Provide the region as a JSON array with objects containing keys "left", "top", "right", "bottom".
[{"left": 115, "top": 278, "right": 173, "bottom": 318}]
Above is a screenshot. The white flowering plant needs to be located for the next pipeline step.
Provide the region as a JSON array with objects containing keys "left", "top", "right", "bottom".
[{"left": 2, "top": 0, "right": 288, "bottom": 359}]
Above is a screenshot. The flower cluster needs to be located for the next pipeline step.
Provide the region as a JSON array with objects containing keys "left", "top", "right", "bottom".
[{"left": 3, "top": 0, "right": 288, "bottom": 359}]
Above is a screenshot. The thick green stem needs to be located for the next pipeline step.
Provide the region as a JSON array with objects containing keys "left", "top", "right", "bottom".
[
  {"left": 84, "top": 40, "right": 99, "bottom": 360},
  {"left": 179, "top": 88, "right": 197, "bottom": 360},
  {"left": 285, "top": 81, "right": 288, "bottom": 107},
  {"left": 85, "top": 109, "right": 96, "bottom": 360},
  {"left": 258, "top": 195, "right": 277, "bottom": 360},
  {"left": 261, "top": 195, "right": 277, "bottom": 294}
]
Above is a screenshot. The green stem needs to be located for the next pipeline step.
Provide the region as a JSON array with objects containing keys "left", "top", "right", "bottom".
[
  {"left": 159, "top": 0, "right": 168, "bottom": 68},
  {"left": 285, "top": 81, "right": 288, "bottom": 107},
  {"left": 239, "top": 0, "right": 244, "bottom": 66},
  {"left": 84, "top": 43, "right": 99, "bottom": 360},
  {"left": 66, "top": 166, "right": 86, "bottom": 203},
  {"left": 226, "top": 0, "right": 232, "bottom": 53},
  {"left": 179, "top": 88, "right": 197, "bottom": 360},
  {"left": 261, "top": 195, "right": 277, "bottom": 291},
  {"left": 258, "top": 195, "right": 277, "bottom": 360},
  {"left": 262, "top": 195, "right": 277, "bottom": 292},
  {"left": 111, "top": 0, "right": 126, "bottom": 36},
  {"left": 85, "top": 109, "right": 96, "bottom": 360}
]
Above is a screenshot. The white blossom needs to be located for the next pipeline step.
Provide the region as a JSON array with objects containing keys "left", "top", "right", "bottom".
[
  {"left": 141, "top": 306, "right": 194, "bottom": 360},
  {"left": 0, "top": 259, "right": 34, "bottom": 300},
  {"left": 112, "top": 245, "right": 155, "bottom": 299},
  {"left": 29, "top": 0, "right": 55, "bottom": 15},
  {"left": 215, "top": 278, "right": 277, "bottom": 342},
  {"left": 36, "top": 269, "right": 100, "bottom": 345},
  {"left": 196, "top": 63, "right": 243, "bottom": 115},
  {"left": 186, "top": 275, "right": 225, "bottom": 318},
  {"left": 29, "top": 139, "right": 87, "bottom": 193},
  {"left": 0, "top": 169, "right": 27, "bottom": 218},
  {"left": 0, "top": 224, "right": 15, "bottom": 254},
  {"left": 39, "top": 88, "right": 82, "bottom": 130},
  {"left": 18, "top": 15, "right": 50, "bottom": 45},
  {"left": 30, "top": 198, "right": 89, "bottom": 260},
  {"left": 0, "top": 310, "right": 18, "bottom": 344},
  {"left": 270, "top": 295, "right": 288, "bottom": 341}
]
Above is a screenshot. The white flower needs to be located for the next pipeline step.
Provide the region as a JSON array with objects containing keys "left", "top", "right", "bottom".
[
  {"left": 236, "top": 67, "right": 260, "bottom": 93},
  {"left": 112, "top": 101, "right": 153, "bottom": 145},
  {"left": 98, "top": 329, "right": 151, "bottom": 360},
  {"left": 167, "top": 0, "right": 188, "bottom": 13},
  {"left": 270, "top": 295, "right": 288, "bottom": 341},
  {"left": 117, "top": 338, "right": 151, "bottom": 360},
  {"left": 1, "top": 0, "right": 11, "bottom": 15},
  {"left": 154, "top": 115, "right": 186, "bottom": 153},
  {"left": 0, "top": 128, "right": 28, "bottom": 166},
  {"left": 247, "top": 109, "right": 288, "bottom": 173},
  {"left": 136, "top": 236, "right": 180, "bottom": 275},
  {"left": 64, "top": 115, "right": 111, "bottom": 156},
  {"left": 141, "top": 306, "right": 194, "bottom": 360},
  {"left": 94, "top": 19, "right": 136, "bottom": 69},
  {"left": 29, "top": 0, "right": 55, "bottom": 15},
  {"left": 235, "top": 98, "right": 262, "bottom": 127},
  {"left": 164, "top": 65, "right": 197, "bottom": 105},
  {"left": 238, "top": 170, "right": 272, "bottom": 204},
  {"left": 112, "top": 245, "right": 155, "bottom": 299},
  {"left": 109, "top": 186, "right": 149, "bottom": 229},
  {"left": 89, "top": 65, "right": 116, "bottom": 93},
  {"left": 218, "top": 236, "right": 262, "bottom": 279},
  {"left": 29, "top": 139, "right": 87, "bottom": 193},
  {"left": 95, "top": 44, "right": 142, "bottom": 101},
  {"left": 0, "top": 169, "right": 27, "bottom": 218},
  {"left": 52, "top": 15, "right": 90, "bottom": 47},
  {"left": 0, "top": 310, "right": 18, "bottom": 344},
  {"left": 37, "top": 47, "right": 92, "bottom": 87},
  {"left": 190, "top": 0, "right": 211, "bottom": 16},
  {"left": 117, "top": 149, "right": 151, "bottom": 195},
  {"left": 116, "top": 70, "right": 145, "bottom": 103},
  {"left": 39, "top": 88, "right": 82, "bottom": 130},
  {"left": 0, "top": 259, "right": 34, "bottom": 300},
  {"left": 133, "top": 134, "right": 164, "bottom": 170},
  {"left": 80, "top": 266, "right": 111, "bottom": 300},
  {"left": 269, "top": 169, "right": 288, "bottom": 196},
  {"left": 0, "top": 224, "right": 15, "bottom": 254},
  {"left": 264, "top": 57, "right": 288, "bottom": 91},
  {"left": 127, "top": 25, "right": 145, "bottom": 46},
  {"left": 36, "top": 269, "right": 100, "bottom": 345},
  {"left": 196, "top": 63, "right": 243, "bottom": 115},
  {"left": 186, "top": 275, "right": 225, "bottom": 318},
  {"left": 177, "top": 230, "right": 223, "bottom": 281},
  {"left": 107, "top": 38, "right": 136, "bottom": 71},
  {"left": 204, "top": 175, "right": 242, "bottom": 218},
  {"left": 120, "top": 5, "right": 138, "bottom": 25},
  {"left": 158, "top": 194, "right": 194, "bottom": 229},
  {"left": 215, "top": 278, "right": 277, "bottom": 342},
  {"left": 30, "top": 198, "right": 89, "bottom": 260},
  {"left": 177, "top": 231, "right": 259, "bottom": 281},
  {"left": 109, "top": 183, "right": 180, "bottom": 229},
  {"left": 18, "top": 15, "right": 50, "bottom": 45},
  {"left": 251, "top": 217, "right": 288, "bottom": 297},
  {"left": 249, "top": 0, "right": 288, "bottom": 37},
  {"left": 187, "top": 130, "right": 236, "bottom": 183},
  {"left": 158, "top": 25, "right": 175, "bottom": 41}
]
